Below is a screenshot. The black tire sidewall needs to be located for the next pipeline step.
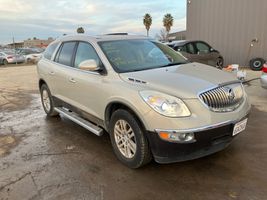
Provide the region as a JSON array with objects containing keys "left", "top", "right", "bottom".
[
  {"left": 216, "top": 57, "right": 224, "bottom": 69},
  {"left": 109, "top": 109, "right": 149, "bottom": 168},
  {"left": 250, "top": 58, "right": 265, "bottom": 71},
  {"left": 3, "top": 59, "right": 8, "bottom": 65},
  {"left": 40, "top": 84, "right": 56, "bottom": 116}
]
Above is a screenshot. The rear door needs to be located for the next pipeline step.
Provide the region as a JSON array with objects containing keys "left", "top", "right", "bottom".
[{"left": 52, "top": 41, "right": 78, "bottom": 103}]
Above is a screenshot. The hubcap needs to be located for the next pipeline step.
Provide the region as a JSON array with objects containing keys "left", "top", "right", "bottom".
[
  {"left": 114, "top": 120, "right": 136, "bottom": 159},
  {"left": 254, "top": 61, "right": 262, "bottom": 68},
  {"left": 42, "top": 89, "right": 51, "bottom": 112}
]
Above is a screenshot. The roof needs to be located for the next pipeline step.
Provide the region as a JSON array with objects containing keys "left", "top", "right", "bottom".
[
  {"left": 166, "top": 40, "right": 206, "bottom": 46},
  {"left": 55, "top": 34, "right": 150, "bottom": 43}
]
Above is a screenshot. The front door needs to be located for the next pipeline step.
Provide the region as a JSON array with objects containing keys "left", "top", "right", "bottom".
[{"left": 65, "top": 42, "right": 107, "bottom": 119}]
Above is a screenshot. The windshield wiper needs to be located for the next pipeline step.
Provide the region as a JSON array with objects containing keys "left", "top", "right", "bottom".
[{"left": 157, "top": 62, "right": 187, "bottom": 68}]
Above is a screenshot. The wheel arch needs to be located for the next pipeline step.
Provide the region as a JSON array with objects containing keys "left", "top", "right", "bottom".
[
  {"left": 39, "top": 79, "right": 47, "bottom": 90},
  {"left": 104, "top": 101, "right": 147, "bottom": 132}
]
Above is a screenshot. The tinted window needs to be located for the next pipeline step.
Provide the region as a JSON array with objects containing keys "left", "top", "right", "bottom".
[
  {"left": 56, "top": 42, "right": 76, "bottom": 66},
  {"left": 186, "top": 43, "right": 196, "bottom": 54},
  {"left": 195, "top": 42, "right": 210, "bottom": 54},
  {"left": 174, "top": 45, "right": 186, "bottom": 52},
  {"left": 74, "top": 42, "right": 100, "bottom": 68},
  {"left": 43, "top": 42, "right": 59, "bottom": 60}
]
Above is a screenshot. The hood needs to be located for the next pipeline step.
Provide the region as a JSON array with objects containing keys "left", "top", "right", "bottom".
[{"left": 119, "top": 62, "right": 238, "bottom": 99}]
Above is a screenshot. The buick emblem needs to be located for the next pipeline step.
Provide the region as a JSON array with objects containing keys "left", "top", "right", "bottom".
[{"left": 226, "top": 88, "right": 235, "bottom": 102}]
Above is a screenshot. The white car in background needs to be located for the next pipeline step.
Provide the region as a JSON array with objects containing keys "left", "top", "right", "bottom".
[
  {"left": 261, "top": 63, "right": 267, "bottom": 89},
  {"left": 0, "top": 51, "right": 25, "bottom": 65},
  {"left": 25, "top": 53, "right": 42, "bottom": 63},
  {"left": 18, "top": 48, "right": 43, "bottom": 64}
]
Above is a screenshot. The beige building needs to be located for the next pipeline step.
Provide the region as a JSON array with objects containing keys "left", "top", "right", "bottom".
[
  {"left": 24, "top": 37, "right": 54, "bottom": 48},
  {"left": 167, "top": 31, "right": 186, "bottom": 41},
  {"left": 186, "top": 0, "right": 267, "bottom": 66}
]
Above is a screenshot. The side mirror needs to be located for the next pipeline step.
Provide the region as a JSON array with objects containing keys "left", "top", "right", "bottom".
[
  {"left": 210, "top": 48, "right": 218, "bottom": 53},
  {"left": 78, "top": 59, "right": 99, "bottom": 71}
]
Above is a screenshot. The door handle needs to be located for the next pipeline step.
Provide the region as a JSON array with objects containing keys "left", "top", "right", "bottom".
[
  {"left": 69, "top": 77, "right": 76, "bottom": 83},
  {"left": 49, "top": 71, "right": 55, "bottom": 75}
]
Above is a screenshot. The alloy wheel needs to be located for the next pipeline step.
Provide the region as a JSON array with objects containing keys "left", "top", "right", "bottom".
[
  {"left": 42, "top": 89, "right": 51, "bottom": 112},
  {"left": 114, "top": 119, "right": 137, "bottom": 159}
]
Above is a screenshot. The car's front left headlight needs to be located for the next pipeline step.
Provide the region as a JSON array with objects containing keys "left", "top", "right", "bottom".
[{"left": 139, "top": 90, "right": 191, "bottom": 117}]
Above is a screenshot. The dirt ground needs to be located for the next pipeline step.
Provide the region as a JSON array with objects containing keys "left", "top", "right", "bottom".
[{"left": 0, "top": 65, "right": 267, "bottom": 200}]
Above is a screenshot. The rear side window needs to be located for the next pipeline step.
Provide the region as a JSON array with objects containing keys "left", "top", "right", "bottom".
[
  {"left": 195, "top": 42, "right": 210, "bottom": 54},
  {"left": 186, "top": 43, "right": 196, "bottom": 54},
  {"left": 74, "top": 42, "right": 101, "bottom": 68},
  {"left": 55, "top": 42, "right": 76, "bottom": 66},
  {"left": 43, "top": 42, "right": 59, "bottom": 60}
]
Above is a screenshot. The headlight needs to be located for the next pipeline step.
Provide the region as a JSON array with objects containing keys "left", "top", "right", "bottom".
[{"left": 139, "top": 90, "right": 191, "bottom": 117}]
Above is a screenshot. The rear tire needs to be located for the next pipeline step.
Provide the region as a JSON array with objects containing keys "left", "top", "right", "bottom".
[
  {"left": 109, "top": 109, "right": 152, "bottom": 168},
  {"left": 250, "top": 58, "right": 265, "bottom": 71},
  {"left": 40, "top": 84, "right": 58, "bottom": 117},
  {"left": 3, "top": 59, "right": 8, "bottom": 65}
]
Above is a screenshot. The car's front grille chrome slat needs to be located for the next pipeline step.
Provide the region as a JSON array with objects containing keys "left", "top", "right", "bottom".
[{"left": 199, "top": 83, "right": 244, "bottom": 112}]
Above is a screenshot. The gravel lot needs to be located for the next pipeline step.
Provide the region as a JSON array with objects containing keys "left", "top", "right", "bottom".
[{"left": 0, "top": 65, "right": 267, "bottom": 200}]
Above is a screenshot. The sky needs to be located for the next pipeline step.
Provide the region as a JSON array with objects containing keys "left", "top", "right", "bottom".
[{"left": 0, "top": 0, "right": 186, "bottom": 44}]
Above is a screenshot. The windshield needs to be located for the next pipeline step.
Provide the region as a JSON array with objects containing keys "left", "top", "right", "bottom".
[{"left": 98, "top": 39, "right": 187, "bottom": 73}]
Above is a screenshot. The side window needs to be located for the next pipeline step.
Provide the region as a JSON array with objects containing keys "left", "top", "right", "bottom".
[
  {"left": 74, "top": 42, "right": 101, "bottom": 68},
  {"left": 43, "top": 42, "right": 59, "bottom": 60},
  {"left": 186, "top": 43, "right": 196, "bottom": 54},
  {"left": 195, "top": 42, "right": 210, "bottom": 54},
  {"left": 175, "top": 45, "right": 187, "bottom": 52},
  {"left": 56, "top": 42, "right": 76, "bottom": 66}
]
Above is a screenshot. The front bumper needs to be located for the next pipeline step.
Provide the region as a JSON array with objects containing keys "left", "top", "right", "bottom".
[{"left": 146, "top": 116, "right": 248, "bottom": 164}]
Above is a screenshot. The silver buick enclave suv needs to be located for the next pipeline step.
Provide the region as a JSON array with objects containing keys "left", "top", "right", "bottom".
[{"left": 37, "top": 34, "right": 251, "bottom": 168}]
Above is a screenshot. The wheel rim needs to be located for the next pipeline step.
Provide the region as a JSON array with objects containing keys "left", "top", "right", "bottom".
[
  {"left": 42, "top": 89, "right": 51, "bottom": 112},
  {"left": 216, "top": 58, "right": 223, "bottom": 67},
  {"left": 114, "top": 119, "right": 137, "bottom": 159},
  {"left": 253, "top": 61, "right": 262, "bottom": 68}
]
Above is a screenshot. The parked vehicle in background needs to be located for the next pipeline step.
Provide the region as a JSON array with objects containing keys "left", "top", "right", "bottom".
[
  {"left": 0, "top": 51, "right": 25, "bottom": 65},
  {"left": 260, "top": 63, "right": 267, "bottom": 89},
  {"left": 0, "top": 54, "right": 5, "bottom": 65},
  {"left": 18, "top": 48, "right": 43, "bottom": 63},
  {"left": 249, "top": 58, "right": 265, "bottom": 71},
  {"left": 37, "top": 34, "right": 250, "bottom": 168},
  {"left": 167, "top": 40, "right": 224, "bottom": 69}
]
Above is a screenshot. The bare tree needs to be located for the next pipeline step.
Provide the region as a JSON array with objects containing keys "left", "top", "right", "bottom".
[{"left": 155, "top": 29, "right": 168, "bottom": 42}]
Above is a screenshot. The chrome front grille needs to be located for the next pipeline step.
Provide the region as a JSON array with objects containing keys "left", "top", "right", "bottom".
[{"left": 199, "top": 83, "right": 244, "bottom": 112}]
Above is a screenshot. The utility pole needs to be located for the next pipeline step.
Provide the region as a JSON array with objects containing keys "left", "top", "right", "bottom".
[{"left": 13, "top": 36, "right": 17, "bottom": 65}]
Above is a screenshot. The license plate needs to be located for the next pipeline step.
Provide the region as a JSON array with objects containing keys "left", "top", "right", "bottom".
[{"left": 233, "top": 118, "right": 248, "bottom": 136}]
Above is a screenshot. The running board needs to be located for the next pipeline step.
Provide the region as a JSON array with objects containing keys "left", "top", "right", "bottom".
[{"left": 54, "top": 107, "right": 103, "bottom": 136}]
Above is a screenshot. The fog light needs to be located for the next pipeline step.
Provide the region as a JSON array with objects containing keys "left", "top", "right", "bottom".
[{"left": 159, "top": 131, "right": 196, "bottom": 143}]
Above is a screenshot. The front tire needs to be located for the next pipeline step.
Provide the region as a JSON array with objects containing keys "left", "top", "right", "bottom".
[
  {"left": 109, "top": 109, "right": 151, "bottom": 168},
  {"left": 40, "top": 84, "right": 58, "bottom": 117}
]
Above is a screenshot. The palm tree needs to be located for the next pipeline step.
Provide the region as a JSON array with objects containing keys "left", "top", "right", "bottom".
[
  {"left": 163, "top": 13, "right": 174, "bottom": 39},
  {"left": 77, "top": 27, "right": 85, "bottom": 34},
  {"left": 143, "top": 13, "right": 152, "bottom": 37}
]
